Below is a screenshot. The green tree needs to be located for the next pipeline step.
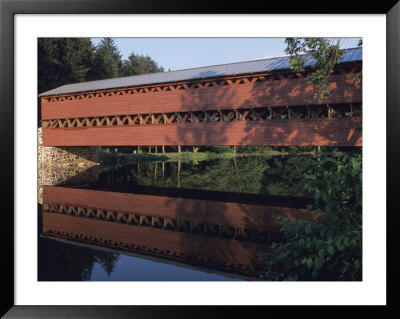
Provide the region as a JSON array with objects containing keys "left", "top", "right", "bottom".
[
  {"left": 284, "top": 38, "right": 347, "bottom": 101},
  {"left": 38, "top": 38, "right": 94, "bottom": 93},
  {"left": 121, "top": 52, "right": 164, "bottom": 76},
  {"left": 353, "top": 39, "right": 363, "bottom": 87},
  {"left": 258, "top": 38, "right": 363, "bottom": 281},
  {"left": 90, "top": 37, "right": 122, "bottom": 79},
  {"left": 260, "top": 149, "right": 362, "bottom": 281}
]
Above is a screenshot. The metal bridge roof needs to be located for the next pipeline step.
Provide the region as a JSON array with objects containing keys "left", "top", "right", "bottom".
[{"left": 39, "top": 47, "right": 362, "bottom": 97}]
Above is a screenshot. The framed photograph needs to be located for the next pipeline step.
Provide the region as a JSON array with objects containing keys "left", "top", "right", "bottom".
[{"left": 1, "top": 0, "right": 398, "bottom": 317}]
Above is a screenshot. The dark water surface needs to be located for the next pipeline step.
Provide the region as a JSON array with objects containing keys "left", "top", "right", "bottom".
[
  {"left": 38, "top": 155, "right": 313, "bottom": 281},
  {"left": 97, "top": 156, "right": 306, "bottom": 197}
]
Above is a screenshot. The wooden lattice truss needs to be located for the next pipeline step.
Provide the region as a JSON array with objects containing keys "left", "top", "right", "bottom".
[
  {"left": 42, "top": 203, "right": 272, "bottom": 243},
  {"left": 42, "top": 65, "right": 361, "bottom": 104},
  {"left": 42, "top": 205, "right": 267, "bottom": 275},
  {"left": 42, "top": 103, "right": 362, "bottom": 129}
]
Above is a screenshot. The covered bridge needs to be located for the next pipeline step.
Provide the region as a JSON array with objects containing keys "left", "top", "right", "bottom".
[{"left": 39, "top": 47, "right": 362, "bottom": 147}]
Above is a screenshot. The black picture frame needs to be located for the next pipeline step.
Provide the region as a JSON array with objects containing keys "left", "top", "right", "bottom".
[{"left": 1, "top": 0, "right": 399, "bottom": 317}]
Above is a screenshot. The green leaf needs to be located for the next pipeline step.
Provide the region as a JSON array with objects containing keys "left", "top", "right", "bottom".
[
  {"left": 327, "top": 246, "right": 335, "bottom": 256},
  {"left": 314, "top": 257, "right": 323, "bottom": 269},
  {"left": 312, "top": 269, "right": 318, "bottom": 278},
  {"left": 307, "top": 258, "right": 313, "bottom": 268}
]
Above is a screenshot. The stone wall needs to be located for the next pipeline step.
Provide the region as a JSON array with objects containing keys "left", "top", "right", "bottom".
[
  {"left": 38, "top": 128, "right": 100, "bottom": 203},
  {"left": 38, "top": 165, "right": 99, "bottom": 204},
  {"left": 38, "top": 128, "right": 99, "bottom": 167}
]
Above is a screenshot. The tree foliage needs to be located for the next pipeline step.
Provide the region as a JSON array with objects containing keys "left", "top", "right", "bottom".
[
  {"left": 90, "top": 38, "right": 123, "bottom": 80},
  {"left": 260, "top": 149, "right": 362, "bottom": 281},
  {"left": 258, "top": 38, "right": 363, "bottom": 281},
  {"left": 353, "top": 39, "right": 363, "bottom": 87},
  {"left": 38, "top": 38, "right": 94, "bottom": 93},
  {"left": 121, "top": 52, "right": 164, "bottom": 76},
  {"left": 284, "top": 38, "right": 347, "bottom": 101},
  {"left": 38, "top": 37, "right": 164, "bottom": 93},
  {"left": 98, "top": 155, "right": 305, "bottom": 197}
]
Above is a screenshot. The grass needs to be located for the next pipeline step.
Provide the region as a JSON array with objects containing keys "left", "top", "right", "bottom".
[
  {"left": 98, "top": 149, "right": 291, "bottom": 166},
  {"left": 99, "top": 150, "right": 168, "bottom": 165}
]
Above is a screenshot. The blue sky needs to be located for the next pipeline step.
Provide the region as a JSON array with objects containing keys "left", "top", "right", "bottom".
[
  {"left": 90, "top": 253, "right": 241, "bottom": 281},
  {"left": 91, "top": 38, "right": 361, "bottom": 72}
]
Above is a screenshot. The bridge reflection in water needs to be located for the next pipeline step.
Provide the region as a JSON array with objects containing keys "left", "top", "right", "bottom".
[{"left": 41, "top": 185, "right": 315, "bottom": 279}]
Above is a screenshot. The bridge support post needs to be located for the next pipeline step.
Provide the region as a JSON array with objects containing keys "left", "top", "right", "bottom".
[{"left": 177, "top": 160, "right": 181, "bottom": 188}]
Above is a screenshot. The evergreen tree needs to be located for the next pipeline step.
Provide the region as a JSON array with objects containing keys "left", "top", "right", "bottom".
[
  {"left": 121, "top": 52, "right": 164, "bottom": 76},
  {"left": 90, "top": 38, "right": 122, "bottom": 80},
  {"left": 38, "top": 38, "right": 94, "bottom": 93}
]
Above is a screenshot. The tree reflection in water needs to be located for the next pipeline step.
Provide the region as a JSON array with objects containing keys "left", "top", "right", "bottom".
[
  {"left": 38, "top": 236, "right": 120, "bottom": 281},
  {"left": 98, "top": 155, "right": 308, "bottom": 197}
]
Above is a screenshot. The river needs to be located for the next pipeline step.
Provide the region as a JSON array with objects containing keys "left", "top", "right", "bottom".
[{"left": 38, "top": 154, "right": 314, "bottom": 281}]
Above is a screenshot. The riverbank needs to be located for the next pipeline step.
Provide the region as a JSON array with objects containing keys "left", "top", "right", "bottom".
[{"left": 98, "top": 149, "right": 289, "bottom": 165}]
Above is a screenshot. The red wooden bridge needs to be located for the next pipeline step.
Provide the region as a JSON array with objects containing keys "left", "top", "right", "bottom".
[
  {"left": 39, "top": 48, "right": 362, "bottom": 147},
  {"left": 42, "top": 186, "right": 317, "bottom": 277}
]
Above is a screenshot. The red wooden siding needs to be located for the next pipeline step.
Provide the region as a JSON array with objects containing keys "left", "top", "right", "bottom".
[
  {"left": 41, "top": 73, "right": 361, "bottom": 120},
  {"left": 41, "top": 117, "right": 362, "bottom": 147},
  {"left": 42, "top": 212, "right": 266, "bottom": 274},
  {"left": 43, "top": 186, "right": 314, "bottom": 232}
]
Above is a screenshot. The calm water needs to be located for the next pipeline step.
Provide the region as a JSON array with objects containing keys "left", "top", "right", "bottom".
[
  {"left": 97, "top": 156, "right": 306, "bottom": 197},
  {"left": 38, "top": 155, "right": 313, "bottom": 281}
]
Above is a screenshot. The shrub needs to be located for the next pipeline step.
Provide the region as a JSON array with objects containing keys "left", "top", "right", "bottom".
[{"left": 260, "top": 149, "right": 362, "bottom": 281}]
